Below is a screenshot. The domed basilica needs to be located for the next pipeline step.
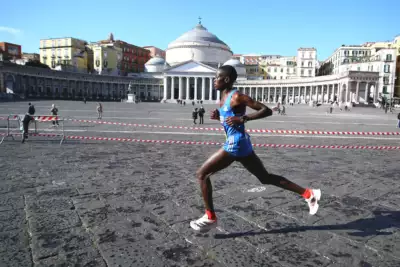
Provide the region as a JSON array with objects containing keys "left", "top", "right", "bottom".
[{"left": 144, "top": 21, "right": 245, "bottom": 103}]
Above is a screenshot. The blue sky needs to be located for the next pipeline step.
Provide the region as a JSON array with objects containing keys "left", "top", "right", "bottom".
[{"left": 1, "top": 0, "right": 399, "bottom": 60}]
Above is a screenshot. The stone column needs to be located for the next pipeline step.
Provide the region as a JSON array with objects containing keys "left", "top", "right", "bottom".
[
  {"left": 274, "top": 87, "right": 277, "bottom": 103},
  {"left": 178, "top": 76, "right": 182, "bottom": 100},
  {"left": 355, "top": 82, "right": 360, "bottom": 103},
  {"left": 268, "top": 87, "right": 271, "bottom": 103},
  {"left": 255, "top": 87, "right": 258, "bottom": 100},
  {"left": 345, "top": 83, "right": 349, "bottom": 103},
  {"left": 201, "top": 77, "right": 205, "bottom": 100},
  {"left": 292, "top": 87, "right": 295, "bottom": 103},
  {"left": 365, "top": 83, "right": 369, "bottom": 104},
  {"left": 262, "top": 87, "right": 265, "bottom": 102},
  {"left": 286, "top": 87, "right": 289, "bottom": 104},
  {"left": 194, "top": 77, "right": 198, "bottom": 100},
  {"left": 186, "top": 77, "right": 190, "bottom": 100},
  {"left": 170, "top": 76, "right": 175, "bottom": 100},
  {"left": 209, "top": 78, "right": 213, "bottom": 100}
]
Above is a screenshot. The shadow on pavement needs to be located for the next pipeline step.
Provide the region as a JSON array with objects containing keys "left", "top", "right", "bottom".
[{"left": 214, "top": 210, "right": 400, "bottom": 239}]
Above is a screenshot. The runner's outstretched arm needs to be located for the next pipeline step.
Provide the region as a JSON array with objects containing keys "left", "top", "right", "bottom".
[{"left": 225, "top": 93, "right": 273, "bottom": 126}]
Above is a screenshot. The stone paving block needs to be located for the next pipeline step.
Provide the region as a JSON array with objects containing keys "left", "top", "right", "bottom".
[
  {"left": 270, "top": 242, "right": 332, "bottom": 267},
  {"left": 136, "top": 190, "right": 171, "bottom": 205},
  {"left": 154, "top": 238, "right": 221, "bottom": 267},
  {"left": 270, "top": 199, "right": 326, "bottom": 225},
  {"left": 33, "top": 186, "right": 78, "bottom": 199},
  {"left": 208, "top": 238, "right": 283, "bottom": 267},
  {"left": 26, "top": 197, "right": 74, "bottom": 215},
  {"left": 316, "top": 235, "right": 400, "bottom": 267},
  {"left": 35, "top": 247, "right": 106, "bottom": 267},
  {"left": 0, "top": 249, "right": 32, "bottom": 267},
  {"left": 0, "top": 195, "right": 24, "bottom": 212},
  {"left": 0, "top": 229, "right": 29, "bottom": 254},
  {"left": 88, "top": 220, "right": 142, "bottom": 250},
  {"left": 71, "top": 193, "right": 100, "bottom": 205},
  {"left": 314, "top": 195, "right": 374, "bottom": 226},
  {"left": 247, "top": 189, "right": 299, "bottom": 210},
  {"left": 28, "top": 210, "right": 81, "bottom": 234},
  {"left": 122, "top": 211, "right": 181, "bottom": 243},
  {"left": 144, "top": 199, "right": 199, "bottom": 225},
  {"left": 0, "top": 209, "right": 26, "bottom": 232},
  {"left": 171, "top": 221, "right": 227, "bottom": 251},
  {"left": 30, "top": 227, "right": 93, "bottom": 261},
  {"left": 99, "top": 239, "right": 166, "bottom": 267},
  {"left": 366, "top": 228, "right": 400, "bottom": 258},
  {"left": 378, "top": 190, "right": 400, "bottom": 209},
  {"left": 224, "top": 201, "right": 301, "bottom": 230},
  {"left": 74, "top": 201, "right": 117, "bottom": 228}
]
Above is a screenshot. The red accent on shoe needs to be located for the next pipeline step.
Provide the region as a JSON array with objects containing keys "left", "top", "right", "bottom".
[
  {"left": 206, "top": 209, "right": 216, "bottom": 220},
  {"left": 302, "top": 188, "right": 312, "bottom": 199}
]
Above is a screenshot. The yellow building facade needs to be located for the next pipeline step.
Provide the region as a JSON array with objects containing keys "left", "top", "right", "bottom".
[
  {"left": 40, "top": 37, "right": 88, "bottom": 72},
  {"left": 88, "top": 43, "right": 122, "bottom": 75}
]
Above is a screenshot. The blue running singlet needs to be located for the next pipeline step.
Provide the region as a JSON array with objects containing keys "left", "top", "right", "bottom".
[{"left": 219, "top": 90, "right": 253, "bottom": 157}]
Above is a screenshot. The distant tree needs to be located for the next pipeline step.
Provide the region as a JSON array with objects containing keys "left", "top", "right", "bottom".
[
  {"left": 25, "top": 60, "right": 50, "bottom": 69},
  {"left": 316, "top": 62, "right": 333, "bottom": 76}
]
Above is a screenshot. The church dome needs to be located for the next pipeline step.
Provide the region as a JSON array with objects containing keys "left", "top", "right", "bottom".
[
  {"left": 170, "top": 24, "right": 228, "bottom": 46},
  {"left": 145, "top": 56, "right": 166, "bottom": 72},
  {"left": 223, "top": 58, "right": 246, "bottom": 77},
  {"left": 166, "top": 22, "right": 233, "bottom": 66},
  {"left": 145, "top": 57, "right": 165, "bottom": 65}
]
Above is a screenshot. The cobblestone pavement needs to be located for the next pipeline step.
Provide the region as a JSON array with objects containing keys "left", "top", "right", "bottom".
[{"left": 0, "top": 101, "right": 399, "bottom": 267}]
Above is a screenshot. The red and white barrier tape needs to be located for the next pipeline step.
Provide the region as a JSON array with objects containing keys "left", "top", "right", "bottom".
[
  {"left": 0, "top": 115, "right": 58, "bottom": 121},
  {"left": 66, "top": 118, "right": 400, "bottom": 136},
  {"left": 1, "top": 132, "right": 399, "bottom": 150},
  {"left": 2, "top": 116, "right": 400, "bottom": 136}
]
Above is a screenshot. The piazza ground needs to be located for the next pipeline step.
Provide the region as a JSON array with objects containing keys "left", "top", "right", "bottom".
[{"left": 0, "top": 100, "right": 399, "bottom": 267}]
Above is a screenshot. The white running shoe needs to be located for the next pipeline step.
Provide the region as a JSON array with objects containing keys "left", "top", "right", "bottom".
[
  {"left": 190, "top": 214, "right": 217, "bottom": 232},
  {"left": 305, "top": 189, "right": 321, "bottom": 215}
]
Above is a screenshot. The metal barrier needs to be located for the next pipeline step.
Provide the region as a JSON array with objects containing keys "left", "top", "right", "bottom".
[{"left": 0, "top": 115, "right": 65, "bottom": 145}]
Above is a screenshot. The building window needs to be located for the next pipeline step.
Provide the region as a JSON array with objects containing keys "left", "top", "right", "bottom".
[
  {"left": 274, "top": 68, "right": 277, "bottom": 72},
  {"left": 384, "top": 64, "right": 390, "bottom": 73},
  {"left": 302, "top": 52, "right": 305, "bottom": 58},
  {"left": 301, "top": 70, "right": 304, "bottom": 75},
  {"left": 371, "top": 65, "right": 373, "bottom": 71},
  {"left": 386, "top": 54, "right": 392, "bottom": 61},
  {"left": 383, "top": 76, "right": 389, "bottom": 85},
  {"left": 301, "top": 62, "right": 304, "bottom": 67},
  {"left": 280, "top": 68, "right": 283, "bottom": 72},
  {"left": 274, "top": 76, "right": 276, "bottom": 79},
  {"left": 383, "top": 86, "right": 388, "bottom": 94},
  {"left": 357, "top": 66, "right": 360, "bottom": 71},
  {"left": 308, "top": 62, "right": 312, "bottom": 67},
  {"left": 267, "top": 68, "right": 270, "bottom": 72},
  {"left": 308, "top": 70, "right": 312, "bottom": 76}
]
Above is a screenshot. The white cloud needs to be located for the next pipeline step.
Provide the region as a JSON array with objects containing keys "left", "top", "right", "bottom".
[{"left": 0, "top": 26, "right": 22, "bottom": 36}]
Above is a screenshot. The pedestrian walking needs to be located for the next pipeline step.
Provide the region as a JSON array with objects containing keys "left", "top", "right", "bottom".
[
  {"left": 198, "top": 105, "right": 205, "bottom": 124},
  {"left": 22, "top": 103, "right": 36, "bottom": 143},
  {"left": 97, "top": 102, "right": 103, "bottom": 119},
  {"left": 397, "top": 113, "right": 400, "bottom": 128},
  {"left": 50, "top": 104, "right": 59, "bottom": 126},
  {"left": 192, "top": 108, "right": 198, "bottom": 124}
]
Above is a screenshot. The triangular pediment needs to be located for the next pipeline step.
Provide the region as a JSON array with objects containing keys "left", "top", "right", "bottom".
[{"left": 165, "top": 60, "right": 217, "bottom": 74}]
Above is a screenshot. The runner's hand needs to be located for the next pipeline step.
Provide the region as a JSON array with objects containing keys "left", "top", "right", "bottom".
[
  {"left": 210, "top": 109, "right": 220, "bottom": 120},
  {"left": 225, "top": 116, "right": 243, "bottom": 126}
]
